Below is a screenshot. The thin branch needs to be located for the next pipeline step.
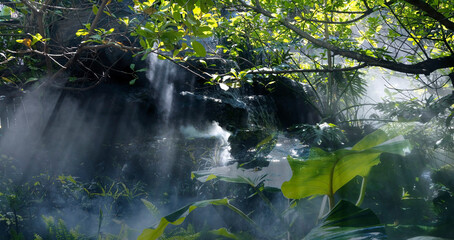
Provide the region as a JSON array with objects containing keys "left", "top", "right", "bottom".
[
  {"left": 32, "top": 2, "right": 91, "bottom": 11},
  {"left": 441, "top": 28, "right": 454, "bottom": 55},
  {"left": 336, "top": 118, "right": 399, "bottom": 123},
  {"left": 332, "top": 103, "right": 378, "bottom": 116},
  {"left": 0, "top": 56, "right": 15, "bottom": 65},
  {"left": 301, "top": 72, "right": 326, "bottom": 113},
  {"left": 81, "top": 42, "right": 142, "bottom": 52},
  {"left": 0, "top": 34, "right": 28, "bottom": 36},
  {"left": 20, "top": 0, "right": 38, "bottom": 13},
  {"left": 362, "top": 0, "right": 371, "bottom": 10},
  {"left": 38, "top": 0, "right": 110, "bottom": 87},
  {"left": 162, "top": 55, "right": 211, "bottom": 80},
  {"left": 402, "top": 0, "right": 454, "bottom": 32},
  {"left": 6, "top": 49, "right": 74, "bottom": 57},
  {"left": 296, "top": 9, "right": 373, "bottom": 25},
  {"left": 328, "top": 10, "right": 368, "bottom": 14},
  {"left": 248, "top": 64, "right": 367, "bottom": 74},
  {"left": 386, "top": 2, "right": 429, "bottom": 59},
  {"left": 238, "top": 0, "right": 454, "bottom": 75},
  {"left": 47, "top": 54, "right": 66, "bottom": 69},
  {"left": 84, "top": 0, "right": 109, "bottom": 41}
]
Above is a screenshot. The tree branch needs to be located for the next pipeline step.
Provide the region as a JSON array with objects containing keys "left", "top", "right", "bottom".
[
  {"left": 238, "top": 0, "right": 454, "bottom": 75},
  {"left": 296, "top": 9, "right": 373, "bottom": 25},
  {"left": 402, "top": 0, "right": 454, "bottom": 32},
  {"left": 386, "top": 2, "right": 429, "bottom": 59},
  {"left": 248, "top": 64, "right": 367, "bottom": 75},
  {"left": 38, "top": 0, "right": 110, "bottom": 87},
  {"left": 84, "top": 0, "right": 110, "bottom": 41}
]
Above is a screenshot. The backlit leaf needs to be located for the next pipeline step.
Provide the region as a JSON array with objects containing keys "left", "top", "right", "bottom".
[
  {"left": 138, "top": 198, "right": 254, "bottom": 240},
  {"left": 191, "top": 40, "right": 206, "bottom": 57},
  {"left": 281, "top": 125, "right": 412, "bottom": 200},
  {"left": 92, "top": 5, "right": 98, "bottom": 15}
]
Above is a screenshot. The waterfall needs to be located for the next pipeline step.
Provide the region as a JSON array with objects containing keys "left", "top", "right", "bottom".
[
  {"left": 147, "top": 54, "right": 176, "bottom": 125},
  {"left": 146, "top": 53, "right": 234, "bottom": 166}
]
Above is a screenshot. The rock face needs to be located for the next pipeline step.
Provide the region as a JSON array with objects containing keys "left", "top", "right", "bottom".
[
  {"left": 0, "top": 53, "right": 321, "bottom": 173},
  {"left": 0, "top": 28, "right": 323, "bottom": 238},
  {"left": 270, "top": 78, "right": 321, "bottom": 127}
]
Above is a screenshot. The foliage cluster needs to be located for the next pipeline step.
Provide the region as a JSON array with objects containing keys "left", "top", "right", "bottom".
[{"left": 0, "top": 153, "right": 148, "bottom": 239}]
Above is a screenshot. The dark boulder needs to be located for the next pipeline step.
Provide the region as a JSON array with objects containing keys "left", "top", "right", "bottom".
[{"left": 269, "top": 77, "right": 321, "bottom": 128}]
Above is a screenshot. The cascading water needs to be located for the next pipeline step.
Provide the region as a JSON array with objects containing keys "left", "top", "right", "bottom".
[
  {"left": 146, "top": 53, "right": 235, "bottom": 166},
  {"left": 147, "top": 54, "right": 176, "bottom": 126}
]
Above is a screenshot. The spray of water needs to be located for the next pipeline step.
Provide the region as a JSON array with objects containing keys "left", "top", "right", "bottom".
[{"left": 180, "top": 121, "right": 233, "bottom": 165}]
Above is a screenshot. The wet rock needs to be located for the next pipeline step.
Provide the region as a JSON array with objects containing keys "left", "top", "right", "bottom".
[
  {"left": 269, "top": 77, "right": 321, "bottom": 128},
  {"left": 229, "top": 129, "right": 276, "bottom": 166},
  {"left": 175, "top": 91, "right": 249, "bottom": 130}
]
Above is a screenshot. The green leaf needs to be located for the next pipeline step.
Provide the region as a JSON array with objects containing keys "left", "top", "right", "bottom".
[
  {"left": 0, "top": 6, "right": 12, "bottom": 18},
  {"left": 92, "top": 5, "right": 98, "bottom": 15},
  {"left": 331, "top": 150, "right": 381, "bottom": 191},
  {"left": 119, "top": 17, "right": 129, "bottom": 26},
  {"left": 106, "top": 28, "right": 115, "bottom": 34},
  {"left": 138, "top": 198, "right": 254, "bottom": 240},
  {"left": 281, "top": 154, "right": 335, "bottom": 199},
  {"left": 446, "top": 111, "right": 454, "bottom": 127},
  {"left": 29, "top": 33, "right": 43, "bottom": 45},
  {"left": 191, "top": 40, "right": 206, "bottom": 57},
  {"left": 304, "top": 200, "right": 386, "bottom": 240},
  {"left": 351, "top": 129, "right": 389, "bottom": 151},
  {"left": 281, "top": 126, "right": 412, "bottom": 200},
  {"left": 76, "top": 28, "right": 89, "bottom": 37},
  {"left": 25, "top": 77, "right": 39, "bottom": 84},
  {"left": 209, "top": 228, "right": 239, "bottom": 239},
  {"left": 256, "top": 133, "right": 276, "bottom": 148},
  {"left": 141, "top": 199, "right": 160, "bottom": 218}
]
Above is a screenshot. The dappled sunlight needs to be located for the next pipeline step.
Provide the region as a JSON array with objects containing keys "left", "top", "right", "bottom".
[{"left": 1, "top": 0, "right": 454, "bottom": 239}]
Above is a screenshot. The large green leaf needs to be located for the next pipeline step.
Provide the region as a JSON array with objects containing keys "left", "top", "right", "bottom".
[
  {"left": 138, "top": 198, "right": 255, "bottom": 240},
  {"left": 331, "top": 150, "right": 382, "bottom": 193},
  {"left": 303, "top": 200, "right": 386, "bottom": 240},
  {"left": 191, "top": 40, "right": 207, "bottom": 57},
  {"left": 351, "top": 129, "right": 389, "bottom": 151},
  {"left": 352, "top": 122, "right": 414, "bottom": 151},
  {"left": 281, "top": 126, "right": 412, "bottom": 200},
  {"left": 281, "top": 153, "right": 335, "bottom": 199},
  {"left": 281, "top": 149, "right": 383, "bottom": 199}
]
